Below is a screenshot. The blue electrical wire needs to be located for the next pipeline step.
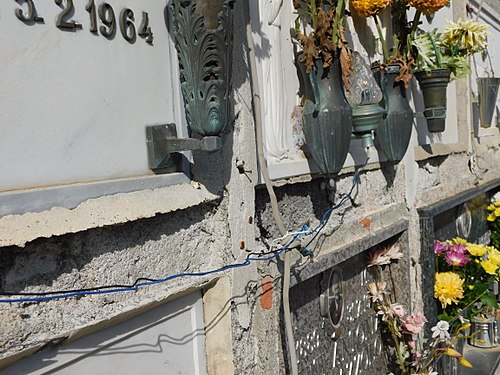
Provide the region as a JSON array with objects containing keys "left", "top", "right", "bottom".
[
  {"left": 0, "top": 233, "right": 299, "bottom": 304},
  {"left": 0, "top": 160, "right": 367, "bottom": 304}
]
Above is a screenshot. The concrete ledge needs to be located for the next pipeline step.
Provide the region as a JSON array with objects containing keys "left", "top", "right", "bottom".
[
  {"left": 290, "top": 215, "right": 409, "bottom": 287},
  {"left": 414, "top": 143, "right": 467, "bottom": 161},
  {"left": 0, "top": 182, "right": 220, "bottom": 248}
]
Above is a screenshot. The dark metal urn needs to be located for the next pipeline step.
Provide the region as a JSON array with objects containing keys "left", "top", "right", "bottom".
[
  {"left": 415, "top": 68, "right": 451, "bottom": 133},
  {"left": 374, "top": 65, "right": 413, "bottom": 162},
  {"left": 296, "top": 52, "right": 353, "bottom": 177}
]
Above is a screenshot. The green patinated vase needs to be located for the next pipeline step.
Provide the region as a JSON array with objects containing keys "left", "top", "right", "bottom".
[
  {"left": 296, "top": 52, "right": 352, "bottom": 176},
  {"left": 374, "top": 65, "right": 413, "bottom": 162},
  {"left": 415, "top": 68, "right": 451, "bottom": 133}
]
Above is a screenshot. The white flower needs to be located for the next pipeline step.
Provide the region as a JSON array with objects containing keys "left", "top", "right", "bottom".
[
  {"left": 493, "top": 192, "right": 500, "bottom": 202},
  {"left": 431, "top": 320, "right": 451, "bottom": 340},
  {"left": 385, "top": 244, "right": 403, "bottom": 261}
]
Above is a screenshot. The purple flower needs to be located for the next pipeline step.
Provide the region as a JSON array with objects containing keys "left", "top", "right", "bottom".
[
  {"left": 444, "top": 250, "right": 470, "bottom": 267},
  {"left": 434, "top": 240, "right": 449, "bottom": 255},
  {"left": 450, "top": 244, "right": 468, "bottom": 254}
]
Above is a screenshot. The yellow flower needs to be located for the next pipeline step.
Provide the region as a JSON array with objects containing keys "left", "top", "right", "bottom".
[
  {"left": 467, "top": 243, "right": 487, "bottom": 257},
  {"left": 488, "top": 248, "right": 500, "bottom": 266},
  {"left": 481, "top": 259, "right": 498, "bottom": 275},
  {"left": 351, "top": 0, "right": 390, "bottom": 17},
  {"left": 458, "top": 323, "right": 471, "bottom": 332},
  {"left": 444, "top": 19, "right": 489, "bottom": 54},
  {"left": 435, "top": 272, "right": 464, "bottom": 308},
  {"left": 408, "top": 0, "right": 449, "bottom": 15},
  {"left": 445, "top": 348, "right": 461, "bottom": 358},
  {"left": 458, "top": 356, "right": 473, "bottom": 368},
  {"left": 487, "top": 203, "right": 497, "bottom": 211},
  {"left": 487, "top": 207, "right": 500, "bottom": 221},
  {"left": 450, "top": 237, "right": 468, "bottom": 246}
]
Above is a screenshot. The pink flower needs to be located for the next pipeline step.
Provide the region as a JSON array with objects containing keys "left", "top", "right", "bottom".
[
  {"left": 434, "top": 240, "right": 449, "bottom": 255},
  {"left": 444, "top": 250, "right": 470, "bottom": 267},
  {"left": 403, "top": 312, "right": 427, "bottom": 334},
  {"left": 391, "top": 303, "right": 406, "bottom": 318},
  {"left": 413, "top": 351, "right": 423, "bottom": 362}
]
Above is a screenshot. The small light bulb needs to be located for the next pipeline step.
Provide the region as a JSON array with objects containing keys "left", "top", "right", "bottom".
[{"left": 346, "top": 52, "right": 383, "bottom": 107}]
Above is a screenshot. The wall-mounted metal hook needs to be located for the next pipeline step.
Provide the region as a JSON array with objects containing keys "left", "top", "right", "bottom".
[
  {"left": 146, "top": 0, "right": 234, "bottom": 174},
  {"left": 146, "top": 124, "right": 221, "bottom": 173}
]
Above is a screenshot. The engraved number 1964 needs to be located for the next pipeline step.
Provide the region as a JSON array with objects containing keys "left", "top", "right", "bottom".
[{"left": 14, "top": 0, "right": 154, "bottom": 45}]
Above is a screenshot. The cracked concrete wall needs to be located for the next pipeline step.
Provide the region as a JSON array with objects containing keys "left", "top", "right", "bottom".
[{"left": 0, "top": 199, "right": 231, "bottom": 360}]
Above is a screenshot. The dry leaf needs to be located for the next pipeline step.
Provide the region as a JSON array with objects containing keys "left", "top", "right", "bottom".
[
  {"left": 360, "top": 217, "right": 372, "bottom": 229},
  {"left": 394, "top": 57, "right": 415, "bottom": 89},
  {"left": 340, "top": 43, "right": 353, "bottom": 92}
]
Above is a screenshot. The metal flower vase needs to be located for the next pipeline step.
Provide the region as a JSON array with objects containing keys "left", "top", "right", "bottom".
[
  {"left": 415, "top": 68, "right": 451, "bottom": 133},
  {"left": 477, "top": 77, "right": 500, "bottom": 128},
  {"left": 469, "top": 316, "right": 496, "bottom": 348},
  {"left": 296, "top": 53, "right": 352, "bottom": 177},
  {"left": 374, "top": 65, "right": 413, "bottom": 162},
  {"left": 169, "top": 0, "right": 234, "bottom": 139}
]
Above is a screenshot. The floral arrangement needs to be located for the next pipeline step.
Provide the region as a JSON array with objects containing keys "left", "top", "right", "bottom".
[
  {"left": 367, "top": 244, "right": 472, "bottom": 374},
  {"left": 434, "top": 238, "right": 500, "bottom": 321},
  {"left": 292, "top": 0, "right": 352, "bottom": 88},
  {"left": 413, "top": 19, "right": 489, "bottom": 80},
  {"left": 487, "top": 192, "right": 500, "bottom": 250},
  {"left": 350, "top": 0, "right": 414, "bottom": 87}
]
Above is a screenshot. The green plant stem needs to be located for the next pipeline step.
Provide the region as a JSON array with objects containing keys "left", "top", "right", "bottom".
[
  {"left": 383, "top": 293, "right": 408, "bottom": 374},
  {"left": 374, "top": 15, "right": 389, "bottom": 63},
  {"left": 429, "top": 33, "right": 442, "bottom": 68},
  {"left": 376, "top": 265, "right": 407, "bottom": 373},
  {"left": 421, "top": 348, "right": 445, "bottom": 373},
  {"left": 449, "top": 289, "right": 489, "bottom": 325},
  {"left": 409, "top": 10, "right": 421, "bottom": 45},
  {"left": 406, "top": 10, "right": 421, "bottom": 60},
  {"left": 388, "top": 264, "right": 399, "bottom": 303},
  {"left": 332, "top": 0, "right": 344, "bottom": 47},
  {"left": 310, "top": 0, "right": 317, "bottom": 31}
]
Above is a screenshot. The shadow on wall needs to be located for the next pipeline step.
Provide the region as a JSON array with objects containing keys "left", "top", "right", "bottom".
[
  {"left": 254, "top": 180, "right": 336, "bottom": 241},
  {"left": 162, "top": 0, "right": 252, "bottom": 196}
]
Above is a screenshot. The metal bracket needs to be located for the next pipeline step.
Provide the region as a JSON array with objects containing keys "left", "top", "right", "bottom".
[
  {"left": 413, "top": 107, "right": 447, "bottom": 119},
  {"left": 423, "top": 106, "right": 447, "bottom": 120},
  {"left": 146, "top": 124, "right": 222, "bottom": 173}
]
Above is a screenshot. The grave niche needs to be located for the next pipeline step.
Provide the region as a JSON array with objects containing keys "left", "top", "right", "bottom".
[
  {"left": 289, "top": 227, "right": 410, "bottom": 374},
  {"left": 418, "top": 178, "right": 500, "bottom": 325}
]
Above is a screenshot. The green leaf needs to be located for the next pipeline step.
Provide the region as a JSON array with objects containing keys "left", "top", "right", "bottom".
[
  {"left": 474, "top": 283, "right": 489, "bottom": 294},
  {"left": 480, "top": 293, "right": 500, "bottom": 309},
  {"left": 438, "top": 312, "right": 452, "bottom": 321},
  {"left": 413, "top": 30, "right": 444, "bottom": 70}
]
